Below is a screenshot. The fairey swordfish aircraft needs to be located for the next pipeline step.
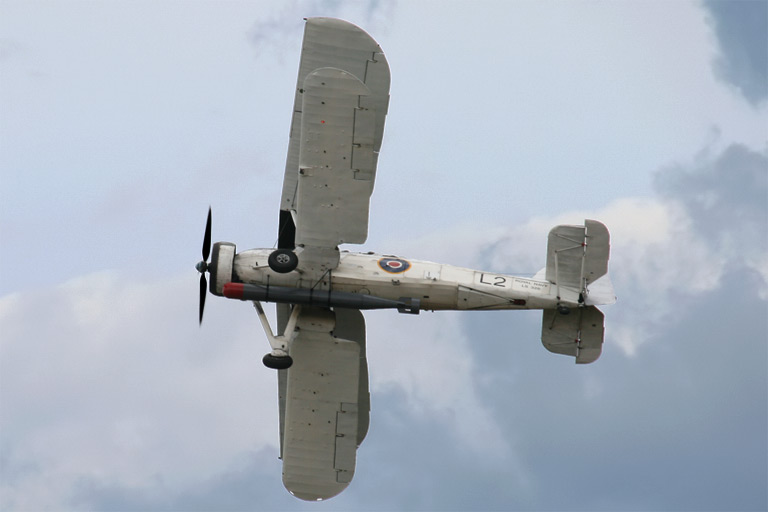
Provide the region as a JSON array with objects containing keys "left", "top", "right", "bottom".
[{"left": 195, "top": 17, "right": 615, "bottom": 501}]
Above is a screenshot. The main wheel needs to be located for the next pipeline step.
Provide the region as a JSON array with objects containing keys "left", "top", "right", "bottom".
[
  {"left": 268, "top": 249, "right": 299, "bottom": 273},
  {"left": 263, "top": 353, "right": 293, "bottom": 370}
]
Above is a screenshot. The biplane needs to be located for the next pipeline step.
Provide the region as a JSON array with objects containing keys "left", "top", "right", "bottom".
[{"left": 195, "top": 17, "right": 615, "bottom": 501}]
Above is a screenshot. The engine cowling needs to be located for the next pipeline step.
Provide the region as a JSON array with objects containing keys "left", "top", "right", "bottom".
[{"left": 209, "top": 242, "right": 236, "bottom": 296}]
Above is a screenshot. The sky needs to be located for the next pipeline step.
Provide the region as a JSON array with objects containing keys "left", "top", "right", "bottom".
[{"left": 1, "top": 1, "right": 766, "bottom": 510}]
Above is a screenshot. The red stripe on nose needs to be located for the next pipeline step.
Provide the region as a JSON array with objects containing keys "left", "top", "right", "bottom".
[{"left": 223, "top": 283, "right": 245, "bottom": 299}]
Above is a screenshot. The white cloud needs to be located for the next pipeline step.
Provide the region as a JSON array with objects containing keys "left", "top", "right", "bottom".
[
  {"left": 0, "top": 193, "right": 762, "bottom": 508},
  {"left": 1, "top": 270, "right": 518, "bottom": 509},
  {"left": 1, "top": 1, "right": 765, "bottom": 508},
  {"left": 530, "top": 198, "right": 731, "bottom": 355},
  {"left": 395, "top": 189, "right": 751, "bottom": 359},
  {"left": 0, "top": 272, "right": 281, "bottom": 510},
  {"left": 366, "top": 310, "right": 512, "bottom": 461}
]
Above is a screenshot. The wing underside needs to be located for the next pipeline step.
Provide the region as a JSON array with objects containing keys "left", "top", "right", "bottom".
[
  {"left": 278, "top": 306, "right": 369, "bottom": 501},
  {"left": 273, "top": 19, "right": 379, "bottom": 500},
  {"left": 279, "top": 17, "right": 390, "bottom": 273}
]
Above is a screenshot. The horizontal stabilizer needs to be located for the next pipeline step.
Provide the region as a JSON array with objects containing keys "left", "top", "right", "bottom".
[
  {"left": 545, "top": 219, "right": 611, "bottom": 304},
  {"left": 541, "top": 306, "right": 604, "bottom": 364}
]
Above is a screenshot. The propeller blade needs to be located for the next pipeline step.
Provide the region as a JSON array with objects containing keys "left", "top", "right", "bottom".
[
  {"left": 199, "top": 273, "right": 207, "bottom": 325},
  {"left": 202, "top": 207, "right": 212, "bottom": 262}
]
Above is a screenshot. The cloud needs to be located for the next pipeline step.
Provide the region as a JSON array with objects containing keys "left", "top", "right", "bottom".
[
  {"left": 437, "top": 143, "right": 766, "bottom": 368},
  {"left": 450, "top": 143, "right": 768, "bottom": 510},
  {"left": 462, "top": 266, "right": 766, "bottom": 510},
  {"left": 471, "top": 196, "right": 725, "bottom": 357},
  {"left": 0, "top": 271, "right": 517, "bottom": 510},
  {"left": 70, "top": 386, "right": 530, "bottom": 511},
  {"left": 4, "top": 140, "right": 764, "bottom": 510},
  {"left": 3, "top": 141, "right": 766, "bottom": 510},
  {"left": 2, "top": 2, "right": 765, "bottom": 509},
  {"left": 702, "top": 0, "right": 768, "bottom": 105},
  {"left": 0, "top": 272, "right": 281, "bottom": 510},
  {"left": 655, "top": 143, "right": 768, "bottom": 295},
  {"left": 69, "top": 448, "right": 289, "bottom": 512},
  {"left": 338, "top": 138, "right": 765, "bottom": 509},
  {"left": 365, "top": 310, "right": 514, "bottom": 461},
  {"left": 246, "top": 1, "right": 395, "bottom": 59}
]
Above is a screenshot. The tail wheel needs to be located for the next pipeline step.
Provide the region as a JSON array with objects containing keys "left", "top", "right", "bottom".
[
  {"left": 263, "top": 353, "right": 293, "bottom": 370},
  {"left": 268, "top": 249, "right": 299, "bottom": 273}
]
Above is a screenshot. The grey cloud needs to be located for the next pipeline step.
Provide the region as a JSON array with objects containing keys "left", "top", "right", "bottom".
[
  {"left": 702, "top": 0, "right": 768, "bottom": 105},
  {"left": 70, "top": 387, "right": 533, "bottom": 511},
  {"left": 71, "top": 449, "right": 295, "bottom": 511},
  {"left": 443, "top": 143, "right": 768, "bottom": 510},
  {"left": 80, "top": 142, "right": 762, "bottom": 512},
  {"left": 654, "top": 143, "right": 767, "bottom": 271},
  {"left": 74, "top": 269, "right": 767, "bottom": 511},
  {"left": 461, "top": 252, "right": 767, "bottom": 511},
  {"left": 395, "top": 142, "right": 768, "bottom": 510}
]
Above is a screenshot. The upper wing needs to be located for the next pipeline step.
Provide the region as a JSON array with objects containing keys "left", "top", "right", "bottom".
[
  {"left": 279, "top": 17, "right": 390, "bottom": 273},
  {"left": 280, "top": 306, "right": 370, "bottom": 501}
]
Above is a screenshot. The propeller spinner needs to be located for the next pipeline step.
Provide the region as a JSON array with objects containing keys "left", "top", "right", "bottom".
[{"left": 196, "top": 207, "right": 212, "bottom": 324}]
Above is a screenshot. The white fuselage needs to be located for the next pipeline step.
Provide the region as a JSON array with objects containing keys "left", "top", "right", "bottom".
[{"left": 231, "top": 249, "right": 572, "bottom": 312}]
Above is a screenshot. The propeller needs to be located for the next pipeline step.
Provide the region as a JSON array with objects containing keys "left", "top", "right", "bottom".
[{"left": 196, "top": 207, "right": 212, "bottom": 325}]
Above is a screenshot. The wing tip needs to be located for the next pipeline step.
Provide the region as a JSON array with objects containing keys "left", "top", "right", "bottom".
[{"left": 283, "top": 478, "right": 351, "bottom": 502}]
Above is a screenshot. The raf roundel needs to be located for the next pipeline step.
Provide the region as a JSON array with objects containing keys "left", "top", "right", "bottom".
[{"left": 378, "top": 257, "right": 411, "bottom": 273}]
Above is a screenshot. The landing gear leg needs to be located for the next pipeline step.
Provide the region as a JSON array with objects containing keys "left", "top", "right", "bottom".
[{"left": 252, "top": 301, "right": 301, "bottom": 369}]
